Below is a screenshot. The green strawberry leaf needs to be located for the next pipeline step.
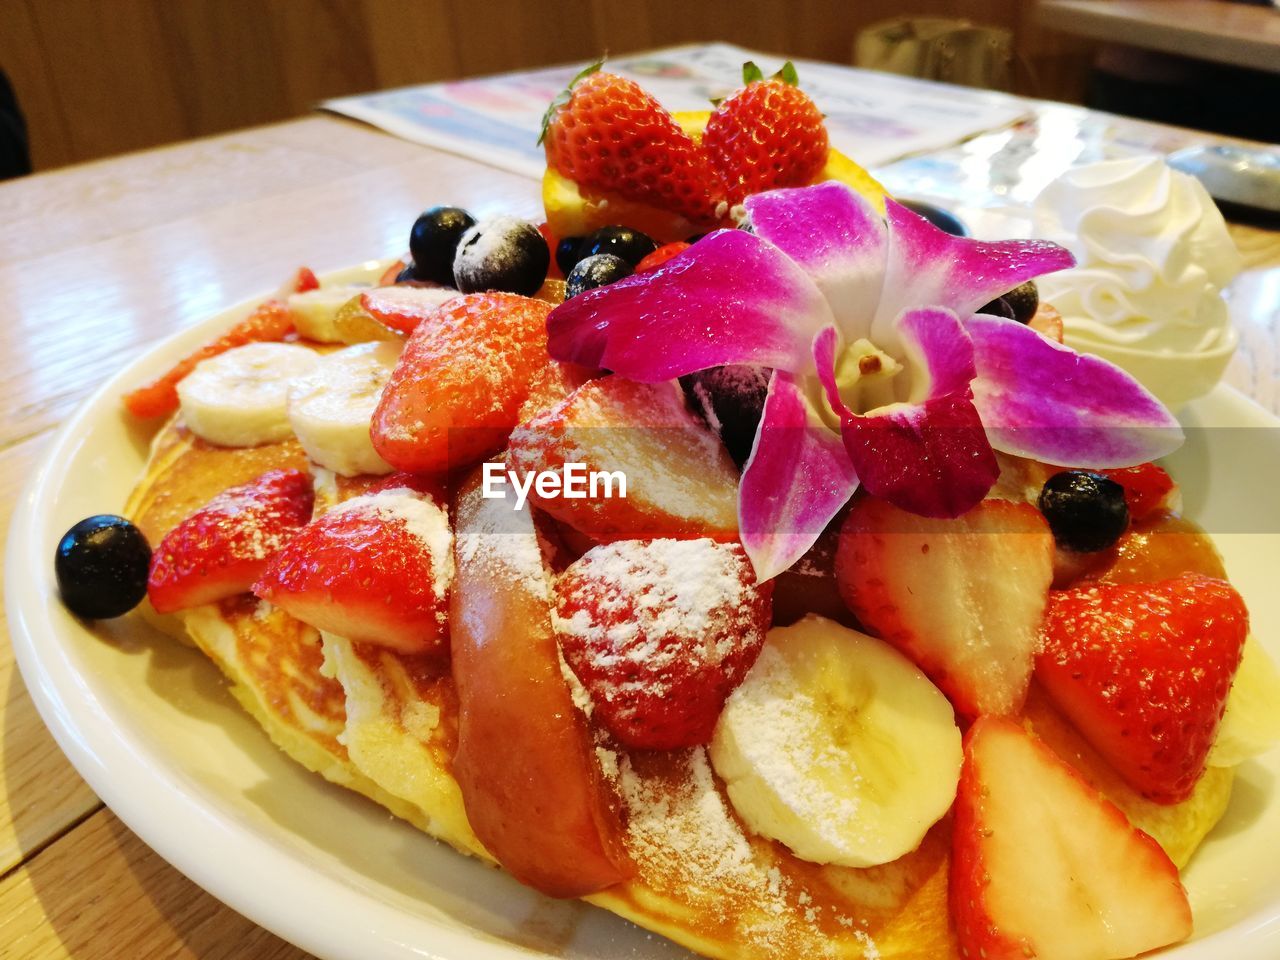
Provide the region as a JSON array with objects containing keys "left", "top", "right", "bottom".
[
  {"left": 742, "top": 61, "right": 765, "bottom": 85},
  {"left": 538, "top": 58, "right": 604, "bottom": 146},
  {"left": 775, "top": 61, "right": 799, "bottom": 86}
]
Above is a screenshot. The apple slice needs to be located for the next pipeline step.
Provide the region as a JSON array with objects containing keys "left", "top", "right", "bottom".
[
  {"left": 449, "top": 469, "right": 633, "bottom": 897},
  {"left": 835, "top": 496, "right": 1053, "bottom": 718},
  {"left": 951, "top": 718, "right": 1192, "bottom": 960}
]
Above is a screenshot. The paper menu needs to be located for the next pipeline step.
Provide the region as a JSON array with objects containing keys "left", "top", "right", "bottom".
[{"left": 324, "top": 42, "right": 1031, "bottom": 179}]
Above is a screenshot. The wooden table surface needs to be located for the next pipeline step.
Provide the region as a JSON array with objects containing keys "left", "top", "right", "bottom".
[
  {"left": 1038, "top": 0, "right": 1280, "bottom": 74},
  {"left": 0, "top": 98, "right": 1278, "bottom": 959}
]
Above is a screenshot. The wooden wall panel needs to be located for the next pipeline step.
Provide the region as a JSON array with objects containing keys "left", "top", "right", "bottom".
[{"left": 5, "top": 0, "right": 1096, "bottom": 174}]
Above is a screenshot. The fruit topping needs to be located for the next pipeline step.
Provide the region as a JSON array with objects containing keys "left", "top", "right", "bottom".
[
  {"left": 703, "top": 61, "right": 829, "bottom": 205},
  {"left": 288, "top": 284, "right": 375, "bottom": 344},
  {"left": 287, "top": 341, "right": 400, "bottom": 477},
  {"left": 709, "top": 615, "right": 961, "bottom": 868},
  {"left": 980, "top": 280, "right": 1039, "bottom": 324},
  {"left": 577, "top": 225, "right": 657, "bottom": 267},
  {"left": 452, "top": 215, "right": 550, "bottom": 297},
  {"left": 254, "top": 487, "right": 452, "bottom": 655},
  {"left": 372, "top": 292, "right": 552, "bottom": 474},
  {"left": 835, "top": 497, "right": 1054, "bottom": 718},
  {"left": 1037, "top": 573, "right": 1248, "bottom": 803},
  {"left": 148, "top": 469, "right": 313, "bottom": 614},
  {"left": 1082, "top": 512, "right": 1225, "bottom": 585},
  {"left": 506, "top": 377, "right": 739, "bottom": 543},
  {"left": 635, "top": 241, "right": 690, "bottom": 273},
  {"left": 1100, "top": 461, "right": 1175, "bottom": 522},
  {"left": 359, "top": 285, "right": 463, "bottom": 336},
  {"left": 177, "top": 342, "right": 321, "bottom": 448},
  {"left": 122, "top": 299, "right": 296, "bottom": 420},
  {"left": 285, "top": 266, "right": 320, "bottom": 294},
  {"left": 409, "top": 205, "right": 476, "bottom": 286},
  {"left": 565, "top": 253, "right": 632, "bottom": 300},
  {"left": 542, "top": 68, "right": 727, "bottom": 227},
  {"left": 450, "top": 471, "right": 634, "bottom": 897},
  {"left": 55, "top": 516, "right": 152, "bottom": 619},
  {"left": 679, "top": 364, "right": 770, "bottom": 469},
  {"left": 555, "top": 234, "right": 586, "bottom": 276},
  {"left": 951, "top": 718, "right": 1192, "bottom": 960},
  {"left": 554, "top": 538, "right": 770, "bottom": 749},
  {"left": 1038, "top": 469, "right": 1130, "bottom": 552}
]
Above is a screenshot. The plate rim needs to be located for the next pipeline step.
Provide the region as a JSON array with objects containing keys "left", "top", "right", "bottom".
[{"left": 8, "top": 269, "right": 1280, "bottom": 960}]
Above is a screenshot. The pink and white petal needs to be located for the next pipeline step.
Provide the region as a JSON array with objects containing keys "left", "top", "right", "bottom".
[
  {"left": 812, "top": 325, "right": 849, "bottom": 419},
  {"left": 896, "top": 307, "right": 977, "bottom": 402},
  {"left": 872, "top": 199, "right": 1074, "bottom": 347},
  {"left": 744, "top": 183, "right": 887, "bottom": 337},
  {"left": 546, "top": 229, "right": 834, "bottom": 381},
  {"left": 739, "top": 370, "right": 859, "bottom": 581},
  {"left": 840, "top": 390, "right": 999, "bottom": 518},
  {"left": 967, "top": 314, "right": 1183, "bottom": 466}
]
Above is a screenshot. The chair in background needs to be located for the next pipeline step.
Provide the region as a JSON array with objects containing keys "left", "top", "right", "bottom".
[{"left": 854, "top": 17, "right": 1016, "bottom": 92}]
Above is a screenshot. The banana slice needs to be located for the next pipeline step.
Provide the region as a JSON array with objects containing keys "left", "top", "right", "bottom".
[
  {"left": 178, "top": 342, "right": 319, "bottom": 447},
  {"left": 287, "top": 341, "right": 401, "bottom": 476},
  {"left": 709, "top": 614, "right": 961, "bottom": 868},
  {"left": 288, "top": 284, "right": 371, "bottom": 343},
  {"left": 1210, "top": 635, "right": 1280, "bottom": 767}
]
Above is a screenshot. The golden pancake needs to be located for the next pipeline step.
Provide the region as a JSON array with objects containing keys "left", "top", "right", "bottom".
[{"left": 127, "top": 415, "right": 1234, "bottom": 960}]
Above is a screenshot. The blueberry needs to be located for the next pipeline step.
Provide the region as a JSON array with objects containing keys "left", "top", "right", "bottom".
[
  {"left": 579, "top": 226, "right": 657, "bottom": 267},
  {"left": 55, "top": 515, "right": 152, "bottom": 619},
  {"left": 556, "top": 236, "right": 586, "bottom": 277},
  {"left": 409, "top": 206, "right": 476, "bottom": 286},
  {"left": 679, "top": 365, "right": 771, "bottom": 469},
  {"left": 453, "top": 216, "right": 550, "bottom": 296},
  {"left": 394, "top": 262, "right": 419, "bottom": 284},
  {"left": 686, "top": 232, "right": 709, "bottom": 244},
  {"left": 565, "top": 253, "right": 632, "bottom": 299},
  {"left": 980, "top": 281, "right": 1039, "bottom": 324},
  {"left": 980, "top": 297, "right": 1017, "bottom": 321},
  {"left": 897, "top": 199, "right": 968, "bottom": 237},
  {"left": 1038, "top": 471, "right": 1130, "bottom": 552}
]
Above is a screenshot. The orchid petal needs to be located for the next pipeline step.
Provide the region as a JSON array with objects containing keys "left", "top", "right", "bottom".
[
  {"left": 739, "top": 370, "right": 859, "bottom": 581},
  {"left": 815, "top": 317, "right": 998, "bottom": 518},
  {"left": 745, "top": 183, "right": 888, "bottom": 337},
  {"left": 873, "top": 199, "right": 1075, "bottom": 348},
  {"left": 546, "top": 230, "right": 834, "bottom": 381},
  {"left": 840, "top": 392, "right": 999, "bottom": 518},
  {"left": 968, "top": 315, "right": 1184, "bottom": 466}
]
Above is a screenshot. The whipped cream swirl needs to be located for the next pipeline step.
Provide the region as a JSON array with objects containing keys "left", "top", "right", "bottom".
[{"left": 1033, "top": 157, "right": 1242, "bottom": 358}]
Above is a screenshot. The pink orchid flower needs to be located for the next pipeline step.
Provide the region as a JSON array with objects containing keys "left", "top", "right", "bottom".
[{"left": 547, "top": 182, "right": 1183, "bottom": 580}]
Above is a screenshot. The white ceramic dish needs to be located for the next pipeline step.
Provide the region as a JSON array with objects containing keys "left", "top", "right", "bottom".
[{"left": 9, "top": 267, "right": 1280, "bottom": 960}]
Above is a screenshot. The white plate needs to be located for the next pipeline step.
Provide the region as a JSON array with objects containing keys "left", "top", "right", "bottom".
[{"left": 8, "top": 267, "right": 1280, "bottom": 960}]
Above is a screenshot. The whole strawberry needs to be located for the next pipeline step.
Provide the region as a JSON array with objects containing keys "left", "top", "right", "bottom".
[
  {"left": 1037, "top": 573, "right": 1249, "bottom": 804},
  {"left": 541, "top": 64, "right": 726, "bottom": 226},
  {"left": 703, "top": 61, "right": 829, "bottom": 205}
]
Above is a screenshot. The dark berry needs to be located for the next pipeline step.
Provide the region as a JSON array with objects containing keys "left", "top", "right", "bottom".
[
  {"left": 679, "top": 365, "right": 771, "bottom": 469},
  {"left": 580, "top": 226, "right": 657, "bottom": 267},
  {"left": 55, "top": 515, "right": 152, "bottom": 619},
  {"left": 394, "top": 262, "right": 419, "bottom": 284},
  {"left": 979, "top": 297, "right": 1016, "bottom": 321},
  {"left": 686, "top": 232, "right": 709, "bottom": 244},
  {"left": 1038, "top": 471, "right": 1130, "bottom": 553},
  {"left": 409, "top": 206, "right": 476, "bottom": 286},
  {"left": 565, "top": 253, "right": 632, "bottom": 299},
  {"left": 1003, "top": 281, "right": 1040, "bottom": 324},
  {"left": 556, "top": 236, "right": 586, "bottom": 277},
  {"left": 897, "top": 199, "right": 968, "bottom": 237},
  {"left": 453, "top": 216, "right": 550, "bottom": 296}
]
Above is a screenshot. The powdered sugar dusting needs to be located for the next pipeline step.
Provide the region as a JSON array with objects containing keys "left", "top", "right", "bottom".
[{"left": 330, "top": 489, "right": 454, "bottom": 600}]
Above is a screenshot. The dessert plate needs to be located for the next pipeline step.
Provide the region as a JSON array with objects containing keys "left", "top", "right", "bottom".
[{"left": 8, "top": 266, "right": 1280, "bottom": 960}]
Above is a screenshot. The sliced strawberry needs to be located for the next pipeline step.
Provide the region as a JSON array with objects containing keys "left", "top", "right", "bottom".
[
  {"left": 542, "top": 68, "right": 726, "bottom": 226},
  {"left": 1101, "top": 462, "right": 1176, "bottom": 521},
  {"left": 635, "top": 241, "right": 691, "bottom": 273},
  {"left": 554, "top": 538, "right": 771, "bottom": 749},
  {"left": 377, "top": 258, "right": 408, "bottom": 287},
  {"left": 1037, "top": 573, "right": 1248, "bottom": 803},
  {"left": 148, "top": 469, "right": 314, "bottom": 613},
  {"left": 371, "top": 292, "right": 552, "bottom": 474},
  {"left": 288, "top": 266, "right": 320, "bottom": 294},
  {"left": 834, "top": 496, "right": 1054, "bottom": 718},
  {"left": 254, "top": 488, "right": 452, "bottom": 655},
  {"left": 537, "top": 222, "right": 563, "bottom": 279},
  {"left": 952, "top": 718, "right": 1192, "bottom": 960},
  {"left": 360, "top": 285, "right": 461, "bottom": 336},
  {"left": 703, "top": 61, "right": 829, "bottom": 205},
  {"left": 123, "top": 300, "right": 296, "bottom": 420},
  {"left": 506, "top": 377, "right": 739, "bottom": 542}
]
